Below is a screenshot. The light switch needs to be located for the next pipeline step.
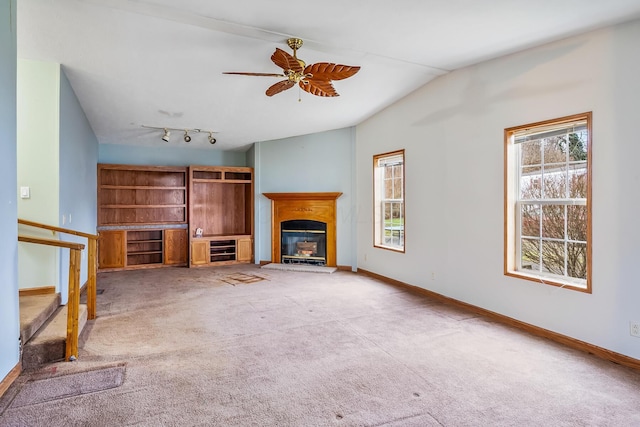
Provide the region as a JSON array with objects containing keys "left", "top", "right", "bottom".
[{"left": 20, "top": 186, "right": 30, "bottom": 199}]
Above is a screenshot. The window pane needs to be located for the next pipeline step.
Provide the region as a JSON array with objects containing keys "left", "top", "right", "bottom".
[
  {"left": 567, "top": 205, "right": 587, "bottom": 241},
  {"left": 568, "top": 165, "right": 587, "bottom": 198},
  {"left": 541, "top": 240, "right": 565, "bottom": 276},
  {"left": 521, "top": 204, "right": 540, "bottom": 237},
  {"left": 521, "top": 140, "right": 541, "bottom": 166},
  {"left": 384, "top": 180, "right": 393, "bottom": 199},
  {"left": 568, "top": 131, "right": 588, "bottom": 162},
  {"left": 521, "top": 238, "right": 539, "bottom": 271},
  {"left": 543, "top": 169, "right": 567, "bottom": 199},
  {"left": 567, "top": 242, "right": 587, "bottom": 279},
  {"left": 520, "top": 168, "right": 541, "bottom": 199},
  {"left": 543, "top": 137, "right": 566, "bottom": 164},
  {"left": 384, "top": 203, "right": 392, "bottom": 227},
  {"left": 542, "top": 205, "right": 565, "bottom": 239}
]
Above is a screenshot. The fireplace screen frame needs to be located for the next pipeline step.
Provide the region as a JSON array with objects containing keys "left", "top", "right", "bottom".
[{"left": 281, "top": 219, "right": 327, "bottom": 265}]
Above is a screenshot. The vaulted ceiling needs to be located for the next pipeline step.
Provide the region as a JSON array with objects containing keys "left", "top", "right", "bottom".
[{"left": 17, "top": 1, "right": 640, "bottom": 151}]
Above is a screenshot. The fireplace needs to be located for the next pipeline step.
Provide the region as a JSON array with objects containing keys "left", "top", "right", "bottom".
[
  {"left": 263, "top": 192, "right": 342, "bottom": 267},
  {"left": 281, "top": 219, "right": 327, "bottom": 265}
]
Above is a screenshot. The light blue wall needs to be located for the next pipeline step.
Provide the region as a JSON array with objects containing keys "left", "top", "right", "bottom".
[
  {"left": 59, "top": 68, "right": 99, "bottom": 293},
  {"left": 0, "top": 0, "right": 20, "bottom": 382},
  {"left": 99, "top": 143, "right": 247, "bottom": 167},
  {"left": 254, "top": 128, "right": 356, "bottom": 269}
]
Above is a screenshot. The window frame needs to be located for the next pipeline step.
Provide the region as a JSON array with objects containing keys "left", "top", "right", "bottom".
[
  {"left": 504, "top": 112, "right": 592, "bottom": 293},
  {"left": 373, "top": 149, "right": 405, "bottom": 253}
]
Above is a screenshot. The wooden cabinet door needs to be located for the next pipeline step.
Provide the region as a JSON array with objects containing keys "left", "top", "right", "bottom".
[
  {"left": 237, "top": 238, "right": 253, "bottom": 263},
  {"left": 191, "top": 240, "right": 209, "bottom": 266},
  {"left": 98, "top": 230, "right": 125, "bottom": 269},
  {"left": 164, "top": 229, "right": 187, "bottom": 265}
]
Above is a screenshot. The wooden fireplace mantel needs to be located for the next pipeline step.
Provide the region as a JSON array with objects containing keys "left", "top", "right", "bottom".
[{"left": 263, "top": 192, "right": 342, "bottom": 266}]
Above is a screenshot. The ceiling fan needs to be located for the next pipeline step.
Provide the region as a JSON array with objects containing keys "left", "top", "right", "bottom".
[{"left": 223, "top": 38, "right": 360, "bottom": 98}]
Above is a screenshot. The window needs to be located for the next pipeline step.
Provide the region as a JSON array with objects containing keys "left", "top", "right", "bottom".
[
  {"left": 374, "top": 150, "right": 405, "bottom": 252},
  {"left": 504, "top": 113, "right": 592, "bottom": 292}
]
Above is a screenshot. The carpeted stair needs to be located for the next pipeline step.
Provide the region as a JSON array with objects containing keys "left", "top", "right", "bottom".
[
  {"left": 19, "top": 294, "right": 60, "bottom": 346},
  {"left": 19, "top": 294, "right": 88, "bottom": 370}
]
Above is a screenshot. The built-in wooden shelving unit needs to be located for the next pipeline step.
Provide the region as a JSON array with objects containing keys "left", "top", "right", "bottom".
[
  {"left": 97, "top": 164, "right": 188, "bottom": 271},
  {"left": 189, "top": 166, "right": 254, "bottom": 267}
]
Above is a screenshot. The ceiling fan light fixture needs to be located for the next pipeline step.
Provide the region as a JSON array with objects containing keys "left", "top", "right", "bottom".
[
  {"left": 222, "top": 38, "right": 360, "bottom": 98},
  {"left": 208, "top": 132, "right": 216, "bottom": 145},
  {"left": 184, "top": 130, "right": 191, "bottom": 143},
  {"left": 162, "top": 128, "right": 170, "bottom": 142}
]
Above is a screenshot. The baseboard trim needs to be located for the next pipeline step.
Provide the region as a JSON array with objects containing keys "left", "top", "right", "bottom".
[
  {"left": 0, "top": 362, "right": 21, "bottom": 398},
  {"left": 259, "top": 260, "right": 271, "bottom": 266},
  {"left": 19, "top": 286, "right": 55, "bottom": 296},
  {"left": 357, "top": 268, "right": 640, "bottom": 371}
]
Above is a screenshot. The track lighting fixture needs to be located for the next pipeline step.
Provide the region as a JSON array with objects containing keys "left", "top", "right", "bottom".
[
  {"left": 142, "top": 125, "right": 218, "bottom": 144},
  {"left": 162, "top": 128, "right": 170, "bottom": 142}
]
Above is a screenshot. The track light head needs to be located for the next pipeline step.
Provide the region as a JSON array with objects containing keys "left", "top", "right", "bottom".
[
  {"left": 208, "top": 132, "right": 216, "bottom": 145},
  {"left": 161, "top": 128, "right": 170, "bottom": 142},
  {"left": 183, "top": 130, "right": 191, "bottom": 143}
]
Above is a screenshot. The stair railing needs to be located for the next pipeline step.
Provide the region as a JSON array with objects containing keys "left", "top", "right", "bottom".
[
  {"left": 18, "top": 235, "right": 85, "bottom": 361},
  {"left": 18, "top": 219, "right": 99, "bottom": 320},
  {"left": 18, "top": 219, "right": 99, "bottom": 361}
]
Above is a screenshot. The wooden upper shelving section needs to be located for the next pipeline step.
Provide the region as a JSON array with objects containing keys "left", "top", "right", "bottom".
[{"left": 97, "top": 164, "right": 188, "bottom": 226}]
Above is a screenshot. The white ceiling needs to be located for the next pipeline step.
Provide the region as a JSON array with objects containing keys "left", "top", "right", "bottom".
[{"left": 17, "top": 0, "right": 640, "bottom": 151}]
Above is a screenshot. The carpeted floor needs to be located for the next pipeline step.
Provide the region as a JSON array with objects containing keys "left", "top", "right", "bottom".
[{"left": 1, "top": 264, "right": 639, "bottom": 426}]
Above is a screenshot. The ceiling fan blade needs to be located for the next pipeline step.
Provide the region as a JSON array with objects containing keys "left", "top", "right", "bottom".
[
  {"left": 266, "top": 80, "right": 295, "bottom": 97},
  {"left": 299, "top": 79, "right": 339, "bottom": 97},
  {"left": 271, "top": 48, "right": 303, "bottom": 73},
  {"left": 303, "top": 63, "right": 361, "bottom": 81},
  {"left": 223, "top": 72, "right": 286, "bottom": 77}
]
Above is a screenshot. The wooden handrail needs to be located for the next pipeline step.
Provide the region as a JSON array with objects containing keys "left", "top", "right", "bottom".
[
  {"left": 18, "top": 235, "right": 85, "bottom": 250},
  {"left": 18, "top": 218, "right": 98, "bottom": 240},
  {"left": 18, "top": 234, "right": 84, "bottom": 360}
]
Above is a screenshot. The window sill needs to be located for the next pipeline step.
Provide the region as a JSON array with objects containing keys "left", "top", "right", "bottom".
[
  {"left": 374, "top": 244, "right": 405, "bottom": 253},
  {"left": 505, "top": 271, "right": 590, "bottom": 293}
]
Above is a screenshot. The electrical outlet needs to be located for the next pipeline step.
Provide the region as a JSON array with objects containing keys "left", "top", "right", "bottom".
[
  {"left": 431, "top": 272, "right": 435, "bottom": 281},
  {"left": 630, "top": 321, "right": 640, "bottom": 338}
]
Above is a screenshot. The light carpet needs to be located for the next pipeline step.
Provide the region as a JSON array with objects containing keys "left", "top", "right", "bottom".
[{"left": 1, "top": 265, "right": 639, "bottom": 426}]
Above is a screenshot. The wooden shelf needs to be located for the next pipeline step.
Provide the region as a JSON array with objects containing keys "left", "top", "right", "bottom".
[
  {"left": 101, "top": 204, "right": 186, "bottom": 209},
  {"left": 128, "top": 250, "right": 163, "bottom": 256},
  {"left": 100, "top": 185, "right": 186, "bottom": 190}
]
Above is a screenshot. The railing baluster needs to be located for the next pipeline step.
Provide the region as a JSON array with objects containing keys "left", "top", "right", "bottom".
[
  {"left": 65, "top": 248, "right": 82, "bottom": 360},
  {"left": 87, "top": 238, "right": 97, "bottom": 320}
]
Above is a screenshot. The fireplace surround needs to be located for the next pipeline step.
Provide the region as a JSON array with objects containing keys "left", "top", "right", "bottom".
[{"left": 263, "top": 192, "right": 342, "bottom": 266}]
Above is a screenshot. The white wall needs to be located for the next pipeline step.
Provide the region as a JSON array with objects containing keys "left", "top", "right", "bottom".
[
  {"left": 59, "top": 67, "right": 99, "bottom": 293},
  {"left": 99, "top": 143, "right": 247, "bottom": 167},
  {"left": 0, "top": 0, "right": 20, "bottom": 383},
  {"left": 356, "top": 19, "right": 640, "bottom": 359},
  {"left": 17, "top": 59, "right": 60, "bottom": 291},
  {"left": 255, "top": 128, "right": 356, "bottom": 268}
]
